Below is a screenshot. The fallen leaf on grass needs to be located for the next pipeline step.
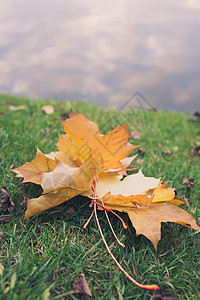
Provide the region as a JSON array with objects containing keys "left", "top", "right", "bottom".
[
  {"left": 11, "top": 111, "right": 200, "bottom": 291},
  {"left": 0, "top": 187, "right": 15, "bottom": 223},
  {"left": 182, "top": 177, "right": 194, "bottom": 192},
  {"left": 73, "top": 273, "right": 92, "bottom": 298},
  {"left": 11, "top": 112, "right": 137, "bottom": 219},
  {"left": 124, "top": 202, "right": 199, "bottom": 250},
  {"left": 86, "top": 172, "right": 198, "bottom": 250},
  {"left": 41, "top": 105, "right": 54, "bottom": 114},
  {"left": 61, "top": 111, "right": 137, "bottom": 169},
  {"left": 11, "top": 148, "right": 57, "bottom": 184}
]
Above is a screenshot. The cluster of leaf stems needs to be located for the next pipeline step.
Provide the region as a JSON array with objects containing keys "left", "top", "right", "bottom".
[{"left": 83, "top": 176, "right": 159, "bottom": 291}]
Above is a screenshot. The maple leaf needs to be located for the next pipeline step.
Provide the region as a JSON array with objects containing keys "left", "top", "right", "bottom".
[
  {"left": 11, "top": 111, "right": 200, "bottom": 247},
  {"left": 11, "top": 111, "right": 200, "bottom": 291},
  {"left": 84, "top": 170, "right": 200, "bottom": 250},
  {"left": 126, "top": 203, "right": 200, "bottom": 250},
  {"left": 11, "top": 111, "right": 136, "bottom": 219},
  {"left": 11, "top": 148, "right": 56, "bottom": 185},
  {"left": 59, "top": 111, "right": 137, "bottom": 170}
]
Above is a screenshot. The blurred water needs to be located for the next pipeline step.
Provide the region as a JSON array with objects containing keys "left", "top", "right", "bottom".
[{"left": 0, "top": 0, "right": 200, "bottom": 112}]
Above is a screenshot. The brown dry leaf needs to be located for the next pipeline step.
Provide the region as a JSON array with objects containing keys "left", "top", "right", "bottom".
[
  {"left": 41, "top": 105, "right": 54, "bottom": 114},
  {"left": 73, "top": 273, "right": 92, "bottom": 298},
  {"left": 10, "top": 149, "right": 81, "bottom": 187},
  {"left": 182, "top": 177, "right": 194, "bottom": 192},
  {"left": 0, "top": 187, "right": 15, "bottom": 223}
]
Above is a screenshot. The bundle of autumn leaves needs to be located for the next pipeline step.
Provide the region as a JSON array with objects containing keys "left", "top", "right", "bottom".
[{"left": 11, "top": 111, "right": 200, "bottom": 250}]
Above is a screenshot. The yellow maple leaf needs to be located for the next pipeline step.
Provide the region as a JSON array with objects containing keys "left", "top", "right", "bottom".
[
  {"left": 11, "top": 111, "right": 200, "bottom": 242},
  {"left": 11, "top": 112, "right": 136, "bottom": 219},
  {"left": 83, "top": 170, "right": 200, "bottom": 250},
  {"left": 61, "top": 111, "right": 137, "bottom": 169},
  {"left": 11, "top": 148, "right": 56, "bottom": 184},
  {"left": 11, "top": 111, "right": 200, "bottom": 291}
]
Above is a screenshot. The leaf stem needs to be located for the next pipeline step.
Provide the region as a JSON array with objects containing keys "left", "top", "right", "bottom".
[
  {"left": 83, "top": 209, "right": 94, "bottom": 229},
  {"left": 91, "top": 199, "right": 128, "bottom": 229},
  {"left": 101, "top": 198, "right": 125, "bottom": 248}
]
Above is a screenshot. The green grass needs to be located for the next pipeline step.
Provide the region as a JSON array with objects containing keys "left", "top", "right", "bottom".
[{"left": 0, "top": 93, "right": 200, "bottom": 299}]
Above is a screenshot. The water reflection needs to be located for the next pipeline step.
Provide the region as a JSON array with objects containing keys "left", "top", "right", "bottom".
[{"left": 0, "top": 0, "right": 200, "bottom": 111}]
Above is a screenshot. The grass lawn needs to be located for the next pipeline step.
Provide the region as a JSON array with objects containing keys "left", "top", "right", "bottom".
[{"left": 0, "top": 94, "right": 200, "bottom": 299}]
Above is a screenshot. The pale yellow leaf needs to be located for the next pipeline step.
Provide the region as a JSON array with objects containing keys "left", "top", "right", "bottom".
[
  {"left": 41, "top": 156, "right": 102, "bottom": 194},
  {"left": 41, "top": 105, "right": 54, "bottom": 114},
  {"left": 96, "top": 170, "right": 160, "bottom": 199}
]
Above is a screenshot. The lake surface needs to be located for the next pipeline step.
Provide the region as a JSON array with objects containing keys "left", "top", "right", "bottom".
[{"left": 0, "top": 0, "right": 200, "bottom": 112}]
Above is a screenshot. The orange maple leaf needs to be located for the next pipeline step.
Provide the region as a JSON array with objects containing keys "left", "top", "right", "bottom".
[
  {"left": 11, "top": 111, "right": 136, "bottom": 219},
  {"left": 10, "top": 111, "right": 200, "bottom": 291},
  {"left": 83, "top": 170, "right": 200, "bottom": 250}
]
